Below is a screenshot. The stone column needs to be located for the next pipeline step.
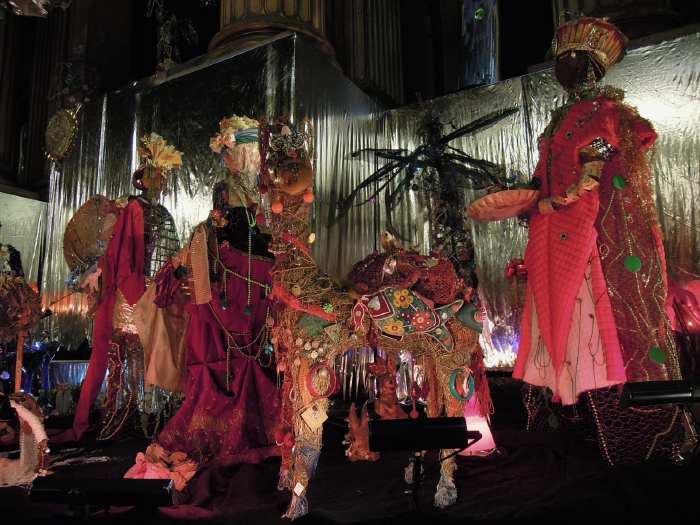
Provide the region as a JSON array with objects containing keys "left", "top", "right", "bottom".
[
  {"left": 327, "top": 0, "right": 403, "bottom": 105},
  {"left": 209, "top": 0, "right": 334, "bottom": 57}
]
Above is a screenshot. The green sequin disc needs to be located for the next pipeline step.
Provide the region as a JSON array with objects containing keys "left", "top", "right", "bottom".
[
  {"left": 474, "top": 7, "right": 486, "bottom": 20},
  {"left": 649, "top": 346, "right": 666, "bottom": 364},
  {"left": 612, "top": 175, "right": 627, "bottom": 189},
  {"left": 624, "top": 255, "right": 642, "bottom": 272}
]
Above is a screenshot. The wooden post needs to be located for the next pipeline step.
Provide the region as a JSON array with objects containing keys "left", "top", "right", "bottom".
[{"left": 14, "top": 331, "right": 26, "bottom": 392}]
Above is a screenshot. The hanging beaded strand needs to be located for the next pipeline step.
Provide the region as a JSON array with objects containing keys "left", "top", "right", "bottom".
[{"left": 244, "top": 207, "right": 256, "bottom": 316}]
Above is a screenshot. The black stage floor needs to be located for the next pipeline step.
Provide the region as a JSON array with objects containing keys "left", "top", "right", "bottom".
[{"left": 1, "top": 377, "right": 698, "bottom": 524}]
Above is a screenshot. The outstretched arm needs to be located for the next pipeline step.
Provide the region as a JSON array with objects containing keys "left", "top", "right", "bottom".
[{"left": 537, "top": 137, "right": 616, "bottom": 215}]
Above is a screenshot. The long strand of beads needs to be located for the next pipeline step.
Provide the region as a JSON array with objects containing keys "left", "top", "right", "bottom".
[
  {"left": 244, "top": 208, "right": 255, "bottom": 316},
  {"left": 221, "top": 267, "right": 228, "bottom": 310}
]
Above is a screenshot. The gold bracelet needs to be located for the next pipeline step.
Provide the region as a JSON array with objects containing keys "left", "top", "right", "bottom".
[{"left": 538, "top": 198, "right": 556, "bottom": 215}]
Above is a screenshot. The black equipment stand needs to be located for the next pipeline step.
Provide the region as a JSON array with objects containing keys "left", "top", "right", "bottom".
[{"left": 368, "top": 416, "right": 482, "bottom": 510}]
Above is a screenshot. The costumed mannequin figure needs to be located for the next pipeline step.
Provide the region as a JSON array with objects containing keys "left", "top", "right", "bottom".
[
  {"left": 506, "top": 17, "right": 694, "bottom": 464},
  {"left": 129, "top": 116, "right": 279, "bottom": 485},
  {"left": 0, "top": 225, "right": 43, "bottom": 449},
  {"left": 0, "top": 222, "right": 41, "bottom": 394},
  {"left": 58, "top": 133, "right": 182, "bottom": 442}
]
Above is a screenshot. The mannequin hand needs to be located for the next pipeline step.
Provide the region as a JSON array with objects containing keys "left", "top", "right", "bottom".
[
  {"left": 80, "top": 267, "right": 102, "bottom": 293},
  {"left": 537, "top": 198, "right": 557, "bottom": 215}
]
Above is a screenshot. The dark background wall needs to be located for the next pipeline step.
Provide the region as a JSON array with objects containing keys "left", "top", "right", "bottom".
[{"left": 1, "top": 0, "right": 699, "bottom": 199}]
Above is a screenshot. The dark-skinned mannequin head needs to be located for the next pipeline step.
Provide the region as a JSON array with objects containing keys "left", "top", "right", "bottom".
[
  {"left": 555, "top": 50, "right": 605, "bottom": 91},
  {"left": 132, "top": 133, "right": 182, "bottom": 200},
  {"left": 552, "top": 17, "right": 627, "bottom": 91},
  {"left": 132, "top": 166, "right": 167, "bottom": 200}
]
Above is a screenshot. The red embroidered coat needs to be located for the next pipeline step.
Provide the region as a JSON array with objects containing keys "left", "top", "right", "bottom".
[{"left": 513, "top": 93, "right": 680, "bottom": 388}]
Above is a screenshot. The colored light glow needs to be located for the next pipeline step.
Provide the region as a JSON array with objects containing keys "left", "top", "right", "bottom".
[
  {"left": 460, "top": 395, "right": 496, "bottom": 456},
  {"left": 461, "top": 416, "right": 497, "bottom": 455},
  {"left": 479, "top": 315, "right": 518, "bottom": 369}
]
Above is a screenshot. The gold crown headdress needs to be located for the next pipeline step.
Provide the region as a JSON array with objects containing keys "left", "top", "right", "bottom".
[
  {"left": 210, "top": 115, "right": 260, "bottom": 154},
  {"left": 264, "top": 119, "right": 313, "bottom": 163},
  {"left": 137, "top": 133, "right": 183, "bottom": 173},
  {"left": 553, "top": 17, "right": 627, "bottom": 72}
]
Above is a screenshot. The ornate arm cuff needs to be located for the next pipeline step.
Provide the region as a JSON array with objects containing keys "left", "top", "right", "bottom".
[
  {"left": 579, "top": 137, "right": 616, "bottom": 162},
  {"left": 538, "top": 169, "right": 601, "bottom": 215}
]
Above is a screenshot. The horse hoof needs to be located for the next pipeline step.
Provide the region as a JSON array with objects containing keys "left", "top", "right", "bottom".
[
  {"left": 283, "top": 495, "right": 308, "bottom": 520},
  {"left": 434, "top": 479, "right": 457, "bottom": 509}
]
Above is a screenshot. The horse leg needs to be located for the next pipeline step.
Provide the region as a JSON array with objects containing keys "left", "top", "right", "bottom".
[
  {"left": 435, "top": 448, "right": 459, "bottom": 508},
  {"left": 435, "top": 396, "right": 465, "bottom": 508},
  {"left": 277, "top": 368, "right": 294, "bottom": 491},
  {"left": 283, "top": 357, "right": 328, "bottom": 520},
  {"left": 431, "top": 356, "right": 463, "bottom": 509}
]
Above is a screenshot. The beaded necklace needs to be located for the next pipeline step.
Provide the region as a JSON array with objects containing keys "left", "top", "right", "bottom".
[{"left": 214, "top": 207, "right": 264, "bottom": 314}]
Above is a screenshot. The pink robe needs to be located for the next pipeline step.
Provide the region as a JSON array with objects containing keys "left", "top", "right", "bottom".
[{"left": 514, "top": 96, "right": 672, "bottom": 404}]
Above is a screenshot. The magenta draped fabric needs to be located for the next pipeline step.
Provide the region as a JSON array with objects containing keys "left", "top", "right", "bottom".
[
  {"left": 56, "top": 199, "right": 146, "bottom": 442},
  {"left": 157, "top": 244, "right": 280, "bottom": 466}
]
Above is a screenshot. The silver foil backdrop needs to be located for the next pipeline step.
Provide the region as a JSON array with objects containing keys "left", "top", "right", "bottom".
[
  {"left": 41, "top": 31, "right": 700, "bottom": 369},
  {"left": 0, "top": 191, "right": 46, "bottom": 285},
  {"left": 41, "top": 34, "right": 382, "bottom": 348}
]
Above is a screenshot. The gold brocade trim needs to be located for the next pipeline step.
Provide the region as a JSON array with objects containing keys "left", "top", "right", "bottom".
[
  {"left": 553, "top": 18, "right": 626, "bottom": 71},
  {"left": 189, "top": 225, "right": 212, "bottom": 305},
  {"left": 187, "top": 411, "right": 243, "bottom": 434},
  {"left": 112, "top": 289, "right": 138, "bottom": 334},
  {"left": 188, "top": 220, "right": 274, "bottom": 263}
]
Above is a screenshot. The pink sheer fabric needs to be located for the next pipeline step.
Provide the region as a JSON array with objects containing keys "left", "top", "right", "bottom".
[
  {"left": 124, "top": 444, "right": 197, "bottom": 491},
  {"left": 518, "top": 262, "right": 623, "bottom": 405},
  {"left": 156, "top": 244, "right": 280, "bottom": 467}
]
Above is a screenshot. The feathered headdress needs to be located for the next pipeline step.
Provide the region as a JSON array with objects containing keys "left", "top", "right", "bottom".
[{"left": 137, "top": 133, "right": 183, "bottom": 173}]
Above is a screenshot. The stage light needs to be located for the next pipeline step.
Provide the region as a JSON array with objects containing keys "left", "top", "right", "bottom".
[
  {"left": 620, "top": 380, "right": 700, "bottom": 407},
  {"left": 30, "top": 477, "right": 173, "bottom": 516},
  {"left": 460, "top": 415, "right": 495, "bottom": 456},
  {"left": 460, "top": 396, "right": 496, "bottom": 456},
  {"left": 368, "top": 416, "right": 481, "bottom": 452},
  {"left": 368, "top": 417, "right": 482, "bottom": 509}
]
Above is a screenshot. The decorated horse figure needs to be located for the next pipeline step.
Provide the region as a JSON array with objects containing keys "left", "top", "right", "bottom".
[{"left": 260, "top": 119, "right": 493, "bottom": 519}]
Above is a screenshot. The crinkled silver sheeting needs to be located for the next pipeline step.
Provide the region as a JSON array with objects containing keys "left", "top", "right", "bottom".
[
  {"left": 0, "top": 192, "right": 46, "bottom": 285},
  {"left": 49, "top": 360, "right": 89, "bottom": 388},
  {"left": 41, "top": 33, "right": 382, "bottom": 342},
  {"left": 41, "top": 32, "right": 700, "bottom": 369},
  {"left": 373, "top": 32, "right": 700, "bottom": 368}
]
